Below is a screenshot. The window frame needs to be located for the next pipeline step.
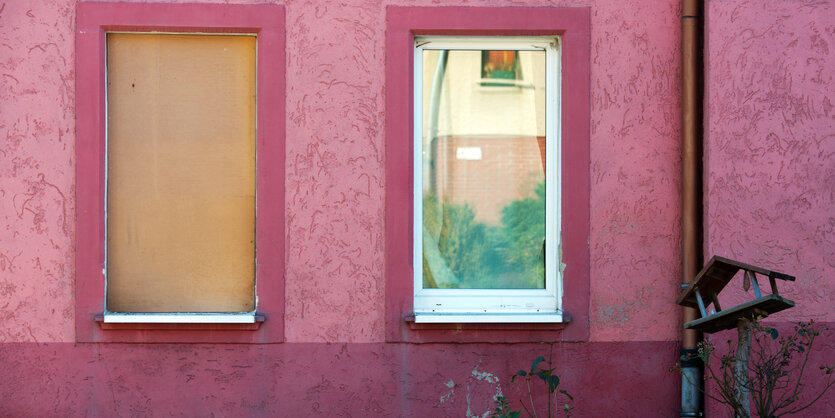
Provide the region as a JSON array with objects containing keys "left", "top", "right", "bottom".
[
  {"left": 412, "top": 37, "right": 562, "bottom": 322},
  {"left": 385, "top": 6, "right": 590, "bottom": 343},
  {"left": 75, "top": 2, "right": 285, "bottom": 343}
]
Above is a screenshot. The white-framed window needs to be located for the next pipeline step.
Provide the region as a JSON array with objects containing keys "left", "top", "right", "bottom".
[
  {"left": 103, "top": 32, "right": 258, "bottom": 323},
  {"left": 412, "top": 36, "right": 563, "bottom": 323}
]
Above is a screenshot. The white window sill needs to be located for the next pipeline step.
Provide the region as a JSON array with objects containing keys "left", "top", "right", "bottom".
[
  {"left": 102, "top": 313, "right": 258, "bottom": 324},
  {"left": 413, "top": 312, "right": 564, "bottom": 324}
]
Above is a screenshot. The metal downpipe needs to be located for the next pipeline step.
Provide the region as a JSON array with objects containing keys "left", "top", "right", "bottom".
[{"left": 681, "top": 0, "right": 704, "bottom": 416}]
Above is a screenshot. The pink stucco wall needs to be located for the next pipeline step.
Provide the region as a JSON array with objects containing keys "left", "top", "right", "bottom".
[
  {"left": 705, "top": 0, "right": 834, "bottom": 324},
  {"left": 1, "top": 0, "right": 76, "bottom": 343},
  {"left": 1, "top": 0, "right": 830, "bottom": 415},
  {"left": 704, "top": 0, "right": 834, "bottom": 415},
  {"left": 1, "top": 0, "right": 684, "bottom": 345}
]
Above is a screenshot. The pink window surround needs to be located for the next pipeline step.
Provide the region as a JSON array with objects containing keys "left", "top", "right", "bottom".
[
  {"left": 385, "top": 6, "right": 591, "bottom": 343},
  {"left": 75, "top": 2, "right": 285, "bottom": 343}
]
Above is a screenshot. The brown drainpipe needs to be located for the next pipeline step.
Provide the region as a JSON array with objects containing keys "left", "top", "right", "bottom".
[{"left": 680, "top": 0, "right": 703, "bottom": 416}]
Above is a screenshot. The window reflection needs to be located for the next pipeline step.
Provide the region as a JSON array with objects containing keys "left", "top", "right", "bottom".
[{"left": 421, "top": 49, "right": 547, "bottom": 290}]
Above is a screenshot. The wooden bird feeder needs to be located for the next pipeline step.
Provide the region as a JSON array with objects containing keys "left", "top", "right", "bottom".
[{"left": 677, "top": 256, "right": 796, "bottom": 333}]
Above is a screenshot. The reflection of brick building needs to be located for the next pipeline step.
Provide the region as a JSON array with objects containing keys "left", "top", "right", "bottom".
[{"left": 429, "top": 135, "right": 545, "bottom": 225}]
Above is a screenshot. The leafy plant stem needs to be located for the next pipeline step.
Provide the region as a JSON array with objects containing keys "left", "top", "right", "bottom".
[
  {"left": 526, "top": 379, "right": 537, "bottom": 418},
  {"left": 547, "top": 347, "right": 553, "bottom": 418}
]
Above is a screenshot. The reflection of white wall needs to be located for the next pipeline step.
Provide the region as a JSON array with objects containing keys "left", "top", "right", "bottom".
[
  {"left": 420, "top": 48, "right": 547, "bottom": 224},
  {"left": 422, "top": 50, "right": 546, "bottom": 138}
]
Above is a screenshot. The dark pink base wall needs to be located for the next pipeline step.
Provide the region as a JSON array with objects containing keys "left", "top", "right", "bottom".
[
  {"left": 703, "top": 322, "right": 835, "bottom": 417},
  {"left": 2, "top": 341, "right": 679, "bottom": 417},
  {"left": 5, "top": 329, "right": 834, "bottom": 416}
]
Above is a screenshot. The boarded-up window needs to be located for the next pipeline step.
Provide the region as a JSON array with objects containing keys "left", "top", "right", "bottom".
[{"left": 106, "top": 34, "right": 256, "bottom": 313}]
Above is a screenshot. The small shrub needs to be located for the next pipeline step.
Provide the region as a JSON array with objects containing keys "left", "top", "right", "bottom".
[
  {"left": 678, "top": 318, "right": 834, "bottom": 417},
  {"left": 493, "top": 354, "right": 573, "bottom": 418}
]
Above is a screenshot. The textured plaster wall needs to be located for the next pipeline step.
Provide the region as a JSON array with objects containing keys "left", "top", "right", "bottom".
[
  {"left": 1, "top": 0, "right": 687, "bottom": 414},
  {"left": 283, "top": 0, "right": 387, "bottom": 343},
  {"left": 588, "top": 0, "right": 683, "bottom": 341},
  {"left": 0, "top": 0, "right": 76, "bottom": 343},
  {"left": 0, "top": 342, "right": 681, "bottom": 416},
  {"left": 3, "top": 0, "right": 833, "bottom": 414},
  {"left": 705, "top": 0, "right": 834, "bottom": 322},
  {"left": 0, "top": 0, "right": 685, "bottom": 345},
  {"left": 284, "top": 0, "right": 686, "bottom": 343},
  {"left": 705, "top": 1, "right": 835, "bottom": 414}
]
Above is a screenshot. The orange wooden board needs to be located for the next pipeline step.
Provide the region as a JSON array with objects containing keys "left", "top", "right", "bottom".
[{"left": 106, "top": 33, "right": 256, "bottom": 312}]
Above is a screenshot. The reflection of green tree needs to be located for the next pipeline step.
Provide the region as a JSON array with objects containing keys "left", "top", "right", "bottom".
[
  {"left": 499, "top": 181, "right": 546, "bottom": 288},
  {"left": 422, "top": 195, "right": 495, "bottom": 288},
  {"left": 422, "top": 181, "right": 545, "bottom": 289}
]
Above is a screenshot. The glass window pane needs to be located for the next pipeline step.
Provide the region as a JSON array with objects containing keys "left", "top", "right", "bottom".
[{"left": 421, "top": 49, "right": 546, "bottom": 290}]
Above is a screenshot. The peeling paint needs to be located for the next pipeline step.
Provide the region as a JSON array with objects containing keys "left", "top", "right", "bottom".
[
  {"left": 471, "top": 364, "right": 499, "bottom": 384},
  {"left": 463, "top": 361, "right": 504, "bottom": 417},
  {"left": 439, "top": 379, "right": 454, "bottom": 403}
]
